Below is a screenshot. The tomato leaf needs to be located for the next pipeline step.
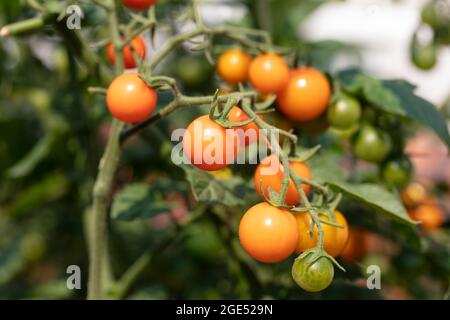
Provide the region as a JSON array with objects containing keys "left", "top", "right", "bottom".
[
  {"left": 111, "top": 183, "right": 176, "bottom": 221},
  {"left": 181, "top": 167, "right": 247, "bottom": 206},
  {"left": 336, "top": 69, "right": 450, "bottom": 147},
  {"left": 308, "top": 153, "right": 415, "bottom": 224}
]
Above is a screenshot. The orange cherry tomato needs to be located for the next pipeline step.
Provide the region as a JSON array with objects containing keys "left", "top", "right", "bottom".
[
  {"left": 228, "top": 106, "right": 264, "bottom": 146},
  {"left": 107, "top": 36, "right": 147, "bottom": 69},
  {"left": 216, "top": 48, "right": 252, "bottom": 85},
  {"left": 248, "top": 53, "right": 289, "bottom": 94},
  {"left": 253, "top": 155, "right": 312, "bottom": 206},
  {"left": 408, "top": 199, "right": 445, "bottom": 233},
  {"left": 122, "top": 0, "right": 158, "bottom": 10},
  {"left": 295, "top": 210, "right": 349, "bottom": 257},
  {"left": 106, "top": 72, "right": 157, "bottom": 123},
  {"left": 183, "top": 115, "right": 240, "bottom": 171},
  {"left": 340, "top": 228, "right": 368, "bottom": 263},
  {"left": 277, "top": 67, "right": 331, "bottom": 122},
  {"left": 239, "top": 202, "right": 298, "bottom": 263},
  {"left": 401, "top": 182, "right": 427, "bottom": 208}
]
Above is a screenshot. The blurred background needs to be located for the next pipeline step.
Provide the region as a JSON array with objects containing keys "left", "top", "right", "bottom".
[{"left": 0, "top": 0, "right": 449, "bottom": 299}]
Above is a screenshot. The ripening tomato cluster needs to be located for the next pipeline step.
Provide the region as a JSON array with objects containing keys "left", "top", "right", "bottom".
[
  {"left": 402, "top": 182, "right": 446, "bottom": 233},
  {"left": 217, "top": 48, "right": 332, "bottom": 123},
  {"left": 104, "top": 1, "right": 159, "bottom": 124}
]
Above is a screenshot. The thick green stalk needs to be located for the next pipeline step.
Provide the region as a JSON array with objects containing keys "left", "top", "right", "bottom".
[{"left": 87, "top": 0, "right": 124, "bottom": 300}]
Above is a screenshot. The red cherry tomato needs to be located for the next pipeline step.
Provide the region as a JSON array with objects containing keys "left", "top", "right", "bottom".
[
  {"left": 239, "top": 202, "right": 299, "bottom": 263},
  {"left": 277, "top": 68, "right": 331, "bottom": 122},
  {"left": 253, "top": 155, "right": 312, "bottom": 206},
  {"left": 122, "top": 0, "right": 158, "bottom": 10},
  {"left": 107, "top": 36, "right": 146, "bottom": 69},
  {"left": 249, "top": 53, "right": 290, "bottom": 94},
  {"left": 106, "top": 72, "right": 157, "bottom": 123},
  {"left": 183, "top": 115, "right": 240, "bottom": 171},
  {"left": 228, "top": 106, "right": 264, "bottom": 146}
]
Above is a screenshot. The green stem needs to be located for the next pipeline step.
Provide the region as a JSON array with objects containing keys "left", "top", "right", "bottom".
[
  {"left": 0, "top": 14, "right": 53, "bottom": 37},
  {"left": 87, "top": 0, "right": 124, "bottom": 300}
]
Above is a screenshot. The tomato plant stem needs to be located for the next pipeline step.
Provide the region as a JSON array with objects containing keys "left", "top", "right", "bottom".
[{"left": 87, "top": 0, "right": 124, "bottom": 300}]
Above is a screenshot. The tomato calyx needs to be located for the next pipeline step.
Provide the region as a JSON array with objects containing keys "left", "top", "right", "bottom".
[{"left": 297, "top": 248, "right": 345, "bottom": 272}]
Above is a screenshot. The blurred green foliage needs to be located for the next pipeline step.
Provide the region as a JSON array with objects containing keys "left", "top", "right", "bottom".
[{"left": 0, "top": 0, "right": 449, "bottom": 300}]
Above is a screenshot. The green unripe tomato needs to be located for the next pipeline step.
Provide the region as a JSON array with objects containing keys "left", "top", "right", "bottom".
[
  {"left": 421, "top": 1, "right": 440, "bottom": 28},
  {"left": 175, "top": 56, "right": 212, "bottom": 89},
  {"left": 292, "top": 255, "right": 334, "bottom": 292},
  {"left": 382, "top": 158, "right": 413, "bottom": 188},
  {"left": 411, "top": 38, "right": 437, "bottom": 70},
  {"left": 353, "top": 125, "right": 392, "bottom": 163},
  {"left": 184, "top": 222, "right": 224, "bottom": 261},
  {"left": 327, "top": 95, "right": 362, "bottom": 129}
]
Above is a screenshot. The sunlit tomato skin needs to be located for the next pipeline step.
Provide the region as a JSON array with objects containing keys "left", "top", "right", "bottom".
[
  {"left": 183, "top": 115, "right": 240, "bottom": 171},
  {"left": 228, "top": 106, "right": 264, "bottom": 146},
  {"left": 122, "top": 0, "right": 158, "bottom": 10},
  {"left": 216, "top": 49, "right": 252, "bottom": 84},
  {"left": 238, "top": 202, "right": 299, "bottom": 263},
  {"left": 107, "top": 36, "right": 146, "bottom": 69},
  {"left": 277, "top": 68, "right": 331, "bottom": 122},
  {"left": 248, "top": 53, "right": 289, "bottom": 94},
  {"left": 292, "top": 255, "right": 334, "bottom": 292},
  {"left": 253, "top": 155, "right": 312, "bottom": 206},
  {"left": 353, "top": 125, "right": 392, "bottom": 163},
  {"left": 106, "top": 73, "right": 157, "bottom": 123},
  {"left": 340, "top": 228, "right": 368, "bottom": 263},
  {"left": 295, "top": 210, "right": 349, "bottom": 257},
  {"left": 408, "top": 200, "right": 445, "bottom": 233}
]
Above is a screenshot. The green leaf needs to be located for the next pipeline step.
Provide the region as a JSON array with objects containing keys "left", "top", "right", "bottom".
[
  {"left": 382, "top": 80, "right": 450, "bottom": 147},
  {"left": 308, "top": 153, "right": 414, "bottom": 224},
  {"left": 336, "top": 69, "right": 450, "bottom": 147},
  {"left": 111, "top": 183, "right": 176, "bottom": 221},
  {"left": 183, "top": 168, "right": 246, "bottom": 206}
]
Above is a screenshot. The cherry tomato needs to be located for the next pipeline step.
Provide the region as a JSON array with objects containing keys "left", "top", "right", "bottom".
[
  {"left": 183, "top": 115, "right": 240, "bottom": 171},
  {"left": 408, "top": 199, "right": 445, "bottom": 233},
  {"left": 340, "top": 228, "right": 368, "bottom": 263},
  {"left": 106, "top": 72, "right": 157, "bottom": 123},
  {"left": 107, "top": 36, "right": 146, "bottom": 69},
  {"left": 238, "top": 202, "right": 298, "bottom": 263},
  {"left": 253, "top": 155, "right": 312, "bottom": 206},
  {"left": 292, "top": 255, "right": 334, "bottom": 292},
  {"left": 411, "top": 37, "right": 437, "bottom": 71},
  {"left": 248, "top": 53, "right": 289, "bottom": 94},
  {"left": 228, "top": 106, "right": 263, "bottom": 146},
  {"left": 353, "top": 125, "right": 392, "bottom": 163},
  {"left": 421, "top": 1, "right": 440, "bottom": 28},
  {"left": 216, "top": 48, "right": 252, "bottom": 85},
  {"left": 401, "top": 182, "right": 427, "bottom": 208},
  {"left": 122, "top": 0, "right": 158, "bottom": 10},
  {"left": 327, "top": 94, "right": 361, "bottom": 129},
  {"left": 382, "top": 157, "right": 412, "bottom": 188},
  {"left": 175, "top": 55, "right": 212, "bottom": 89},
  {"left": 277, "top": 67, "right": 331, "bottom": 122},
  {"left": 295, "top": 210, "right": 349, "bottom": 257}
]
